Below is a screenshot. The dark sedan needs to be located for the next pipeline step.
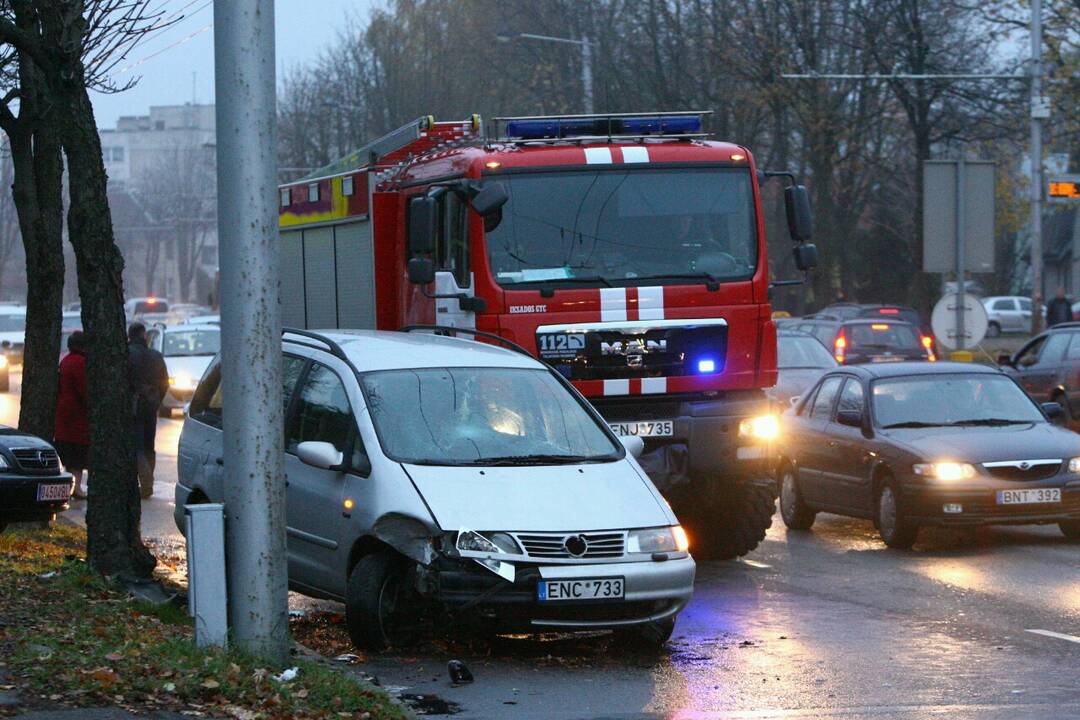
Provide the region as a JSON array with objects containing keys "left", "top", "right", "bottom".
[
  {"left": 0, "top": 430, "right": 73, "bottom": 532},
  {"left": 777, "top": 362, "right": 1080, "bottom": 548}
]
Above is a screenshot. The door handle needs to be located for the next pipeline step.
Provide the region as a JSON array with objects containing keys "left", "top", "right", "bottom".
[{"left": 214, "top": 457, "right": 223, "bottom": 466}]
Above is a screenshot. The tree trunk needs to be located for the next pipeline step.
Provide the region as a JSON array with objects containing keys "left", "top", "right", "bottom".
[{"left": 59, "top": 85, "right": 154, "bottom": 579}]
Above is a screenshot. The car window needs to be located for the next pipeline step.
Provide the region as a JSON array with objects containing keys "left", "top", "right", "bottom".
[
  {"left": 836, "top": 379, "right": 865, "bottom": 416},
  {"left": 1039, "top": 332, "right": 1071, "bottom": 365},
  {"left": 812, "top": 325, "right": 836, "bottom": 346},
  {"left": 846, "top": 323, "right": 920, "bottom": 351},
  {"left": 778, "top": 334, "right": 836, "bottom": 369},
  {"left": 1066, "top": 334, "right": 1080, "bottom": 361},
  {"left": 1018, "top": 299, "right": 1032, "bottom": 312},
  {"left": 189, "top": 363, "right": 223, "bottom": 429},
  {"left": 872, "top": 374, "right": 1043, "bottom": 427},
  {"left": 809, "top": 376, "right": 842, "bottom": 419},
  {"left": 162, "top": 328, "right": 221, "bottom": 357},
  {"left": 282, "top": 354, "right": 306, "bottom": 414},
  {"left": 286, "top": 362, "right": 365, "bottom": 470},
  {"left": 992, "top": 299, "right": 1014, "bottom": 311},
  {"left": 1015, "top": 336, "right": 1047, "bottom": 366}
]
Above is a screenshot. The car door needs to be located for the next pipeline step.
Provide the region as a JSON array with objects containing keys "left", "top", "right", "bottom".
[
  {"left": 1059, "top": 333, "right": 1080, "bottom": 416},
  {"left": 1016, "top": 333, "right": 1069, "bottom": 402},
  {"left": 995, "top": 298, "right": 1020, "bottom": 332},
  {"left": 795, "top": 375, "right": 843, "bottom": 504},
  {"left": 1017, "top": 298, "right": 1034, "bottom": 333},
  {"left": 822, "top": 378, "right": 875, "bottom": 515},
  {"left": 283, "top": 359, "right": 366, "bottom": 592}
]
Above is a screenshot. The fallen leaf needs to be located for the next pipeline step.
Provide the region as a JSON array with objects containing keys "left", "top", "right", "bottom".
[
  {"left": 91, "top": 668, "right": 120, "bottom": 687},
  {"left": 105, "top": 652, "right": 123, "bottom": 662},
  {"left": 163, "top": 682, "right": 176, "bottom": 693},
  {"left": 200, "top": 679, "right": 220, "bottom": 690}
]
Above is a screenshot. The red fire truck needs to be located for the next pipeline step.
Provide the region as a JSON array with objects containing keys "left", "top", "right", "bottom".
[{"left": 278, "top": 112, "right": 816, "bottom": 559}]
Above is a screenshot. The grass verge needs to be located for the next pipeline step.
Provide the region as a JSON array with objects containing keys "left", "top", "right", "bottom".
[{"left": 0, "top": 523, "right": 406, "bottom": 719}]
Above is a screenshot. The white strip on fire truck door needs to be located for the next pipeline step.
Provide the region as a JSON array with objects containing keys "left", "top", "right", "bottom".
[
  {"left": 603, "top": 379, "right": 630, "bottom": 396},
  {"left": 600, "top": 287, "right": 627, "bottom": 322},
  {"left": 640, "top": 377, "right": 667, "bottom": 394},
  {"left": 638, "top": 286, "right": 665, "bottom": 320},
  {"left": 622, "top": 146, "right": 650, "bottom": 163},
  {"left": 584, "top": 147, "right": 613, "bottom": 164}
]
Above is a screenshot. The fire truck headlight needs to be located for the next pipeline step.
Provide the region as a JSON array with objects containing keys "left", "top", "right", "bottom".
[{"left": 739, "top": 414, "right": 780, "bottom": 441}]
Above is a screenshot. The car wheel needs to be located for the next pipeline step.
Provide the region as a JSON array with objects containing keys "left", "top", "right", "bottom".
[
  {"left": 345, "top": 550, "right": 421, "bottom": 651},
  {"left": 778, "top": 465, "right": 816, "bottom": 531},
  {"left": 1059, "top": 521, "right": 1080, "bottom": 540},
  {"left": 679, "top": 482, "right": 775, "bottom": 560},
  {"left": 158, "top": 406, "right": 172, "bottom": 419},
  {"left": 986, "top": 321, "right": 1001, "bottom": 338},
  {"left": 613, "top": 617, "right": 676, "bottom": 649},
  {"left": 877, "top": 479, "right": 918, "bottom": 549}
]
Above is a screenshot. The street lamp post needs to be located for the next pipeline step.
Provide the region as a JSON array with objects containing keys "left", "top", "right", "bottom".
[{"left": 497, "top": 31, "right": 595, "bottom": 113}]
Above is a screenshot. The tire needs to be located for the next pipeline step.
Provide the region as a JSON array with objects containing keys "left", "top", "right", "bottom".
[
  {"left": 613, "top": 617, "right": 676, "bottom": 649},
  {"left": 876, "top": 478, "right": 918, "bottom": 549},
  {"left": 345, "top": 550, "right": 420, "bottom": 651},
  {"left": 987, "top": 321, "right": 1001, "bottom": 338},
  {"left": 158, "top": 406, "right": 172, "bottom": 419},
  {"left": 778, "top": 465, "right": 816, "bottom": 531},
  {"left": 680, "top": 482, "right": 775, "bottom": 560},
  {"left": 1059, "top": 521, "right": 1080, "bottom": 540}
]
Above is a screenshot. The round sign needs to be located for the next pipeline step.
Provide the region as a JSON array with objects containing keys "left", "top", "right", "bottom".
[{"left": 931, "top": 293, "right": 989, "bottom": 351}]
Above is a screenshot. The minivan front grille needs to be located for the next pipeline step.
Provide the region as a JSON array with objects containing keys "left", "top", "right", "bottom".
[
  {"left": 515, "top": 532, "right": 625, "bottom": 559},
  {"left": 11, "top": 447, "right": 60, "bottom": 471}
]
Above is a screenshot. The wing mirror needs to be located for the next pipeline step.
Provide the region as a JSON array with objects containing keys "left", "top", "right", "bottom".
[
  {"left": 836, "top": 409, "right": 863, "bottom": 428},
  {"left": 793, "top": 243, "right": 818, "bottom": 271},
  {"left": 618, "top": 435, "right": 644, "bottom": 459},
  {"left": 784, "top": 184, "right": 813, "bottom": 243},
  {"left": 297, "top": 441, "right": 345, "bottom": 471},
  {"left": 407, "top": 195, "right": 437, "bottom": 256},
  {"left": 471, "top": 181, "right": 509, "bottom": 217},
  {"left": 407, "top": 257, "right": 435, "bottom": 285},
  {"left": 1041, "top": 402, "right": 1065, "bottom": 424}
]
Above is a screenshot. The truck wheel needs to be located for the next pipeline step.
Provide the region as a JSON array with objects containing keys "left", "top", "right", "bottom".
[
  {"left": 345, "top": 550, "right": 420, "bottom": 651},
  {"left": 778, "top": 465, "right": 816, "bottom": 531},
  {"left": 1059, "top": 521, "right": 1080, "bottom": 540},
  {"left": 877, "top": 479, "right": 918, "bottom": 549},
  {"left": 613, "top": 617, "right": 676, "bottom": 649},
  {"left": 682, "top": 482, "right": 775, "bottom": 560}
]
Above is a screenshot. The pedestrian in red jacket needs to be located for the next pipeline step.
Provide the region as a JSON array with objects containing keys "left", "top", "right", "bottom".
[{"left": 54, "top": 331, "right": 89, "bottom": 498}]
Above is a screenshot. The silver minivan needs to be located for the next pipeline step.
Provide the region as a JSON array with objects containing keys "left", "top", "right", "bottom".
[{"left": 175, "top": 329, "right": 695, "bottom": 649}]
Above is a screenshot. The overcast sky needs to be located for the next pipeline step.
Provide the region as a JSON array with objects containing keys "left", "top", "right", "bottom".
[{"left": 91, "top": 0, "right": 378, "bottom": 129}]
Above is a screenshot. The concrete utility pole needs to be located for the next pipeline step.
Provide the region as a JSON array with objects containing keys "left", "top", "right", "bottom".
[
  {"left": 213, "top": 0, "right": 289, "bottom": 662},
  {"left": 955, "top": 153, "right": 967, "bottom": 350},
  {"left": 1030, "top": 0, "right": 1046, "bottom": 334},
  {"left": 497, "top": 32, "right": 596, "bottom": 113}
]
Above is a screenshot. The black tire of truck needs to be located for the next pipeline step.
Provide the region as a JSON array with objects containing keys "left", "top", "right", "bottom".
[
  {"left": 612, "top": 616, "right": 676, "bottom": 649},
  {"left": 680, "top": 482, "right": 775, "bottom": 560}
]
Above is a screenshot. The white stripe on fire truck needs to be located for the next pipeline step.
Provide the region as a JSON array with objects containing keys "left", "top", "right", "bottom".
[
  {"left": 622, "top": 146, "right": 650, "bottom": 163},
  {"left": 640, "top": 377, "right": 667, "bottom": 394},
  {"left": 603, "top": 379, "right": 630, "bottom": 396},
  {"left": 600, "top": 287, "right": 627, "bottom": 322},
  {"left": 584, "top": 147, "right": 613, "bottom": 164},
  {"left": 637, "top": 286, "right": 665, "bottom": 320}
]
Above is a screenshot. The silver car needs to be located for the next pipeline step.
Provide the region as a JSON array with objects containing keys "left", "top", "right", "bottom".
[
  {"left": 982, "top": 295, "right": 1034, "bottom": 337},
  {"left": 175, "top": 329, "right": 695, "bottom": 649}
]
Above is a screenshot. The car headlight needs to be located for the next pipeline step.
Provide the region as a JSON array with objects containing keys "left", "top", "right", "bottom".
[
  {"left": 628, "top": 525, "right": 690, "bottom": 554},
  {"left": 913, "top": 462, "right": 977, "bottom": 481},
  {"left": 169, "top": 372, "right": 196, "bottom": 391},
  {"left": 456, "top": 529, "right": 521, "bottom": 555},
  {"left": 0, "top": 355, "right": 9, "bottom": 369},
  {"left": 739, "top": 414, "right": 780, "bottom": 441},
  {"left": 0, "top": 454, "right": 9, "bottom": 469},
  {"left": 1068, "top": 457, "right": 1080, "bottom": 474}
]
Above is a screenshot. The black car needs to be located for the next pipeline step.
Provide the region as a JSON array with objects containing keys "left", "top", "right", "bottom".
[
  {"left": 0, "top": 430, "right": 73, "bottom": 532},
  {"left": 777, "top": 362, "right": 1080, "bottom": 548},
  {"left": 780, "top": 317, "right": 933, "bottom": 365},
  {"left": 768, "top": 330, "right": 836, "bottom": 407}
]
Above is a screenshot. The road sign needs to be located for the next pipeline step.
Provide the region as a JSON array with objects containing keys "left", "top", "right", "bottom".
[
  {"left": 923, "top": 160, "right": 996, "bottom": 273},
  {"left": 1048, "top": 175, "right": 1080, "bottom": 203},
  {"left": 932, "top": 293, "right": 989, "bottom": 351}
]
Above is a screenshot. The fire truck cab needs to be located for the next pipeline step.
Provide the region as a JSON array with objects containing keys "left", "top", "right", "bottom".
[{"left": 278, "top": 112, "right": 816, "bottom": 559}]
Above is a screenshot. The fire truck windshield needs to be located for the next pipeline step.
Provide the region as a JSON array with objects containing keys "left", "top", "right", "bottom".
[{"left": 485, "top": 167, "right": 757, "bottom": 287}]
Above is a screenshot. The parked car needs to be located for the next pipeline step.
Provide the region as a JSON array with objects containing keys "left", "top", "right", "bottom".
[
  {"left": 998, "top": 322, "right": 1080, "bottom": 427},
  {"left": 165, "top": 304, "right": 213, "bottom": 326},
  {"left": 0, "top": 430, "right": 73, "bottom": 532},
  {"left": 768, "top": 330, "right": 837, "bottom": 407},
  {"left": 982, "top": 296, "right": 1034, "bottom": 337},
  {"left": 146, "top": 324, "right": 221, "bottom": 417},
  {"left": 0, "top": 307, "right": 26, "bottom": 367},
  {"left": 781, "top": 317, "right": 933, "bottom": 365},
  {"left": 176, "top": 329, "right": 695, "bottom": 649},
  {"left": 777, "top": 362, "right": 1080, "bottom": 548},
  {"left": 125, "top": 296, "right": 170, "bottom": 321},
  {"left": 186, "top": 314, "right": 219, "bottom": 325}
]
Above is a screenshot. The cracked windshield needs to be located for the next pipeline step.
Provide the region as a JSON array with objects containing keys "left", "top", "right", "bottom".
[{"left": 486, "top": 168, "right": 757, "bottom": 286}]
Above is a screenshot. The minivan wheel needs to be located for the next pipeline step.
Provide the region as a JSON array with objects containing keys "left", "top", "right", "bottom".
[
  {"left": 345, "top": 551, "right": 420, "bottom": 651},
  {"left": 877, "top": 480, "right": 917, "bottom": 549},
  {"left": 1059, "top": 521, "right": 1080, "bottom": 540},
  {"left": 986, "top": 321, "right": 1001, "bottom": 338},
  {"left": 613, "top": 617, "right": 676, "bottom": 649},
  {"left": 779, "top": 465, "right": 816, "bottom": 531}
]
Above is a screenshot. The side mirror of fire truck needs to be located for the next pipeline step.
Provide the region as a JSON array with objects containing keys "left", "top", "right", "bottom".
[
  {"left": 407, "top": 195, "right": 438, "bottom": 256},
  {"left": 784, "top": 185, "right": 813, "bottom": 244},
  {"left": 793, "top": 243, "right": 818, "bottom": 272},
  {"left": 407, "top": 257, "right": 435, "bottom": 285},
  {"left": 470, "top": 181, "right": 509, "bottom": 217}
]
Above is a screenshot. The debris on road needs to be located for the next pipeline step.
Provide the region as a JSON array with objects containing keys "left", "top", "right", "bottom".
[{"left": 447, "top": 659, "right": 473, "bottom": 685}]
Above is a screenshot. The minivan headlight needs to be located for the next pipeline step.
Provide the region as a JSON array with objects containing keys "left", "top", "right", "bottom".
[
  {"left": 628, "top": 526, "right": 689, "bottom": 554},
  {"left": 913, "top": 462, "right": 977, "bottom": 481}
]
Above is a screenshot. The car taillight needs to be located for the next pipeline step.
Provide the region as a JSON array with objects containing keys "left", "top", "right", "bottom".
[
  {"left": 921, "top": 334, "right": 936, "bottom": 361},
  {"left": 834, "top": 332, "right": 847, "bottom": 364}
]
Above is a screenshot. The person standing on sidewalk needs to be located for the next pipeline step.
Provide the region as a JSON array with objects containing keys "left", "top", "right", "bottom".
[
  {"left": 127, "top": 322, "right": 168, "bottom": 499},
  {"left": 54, "top": 331, "right": 89, "bottom": 499}
]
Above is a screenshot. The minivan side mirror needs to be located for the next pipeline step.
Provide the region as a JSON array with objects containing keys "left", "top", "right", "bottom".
[
  {"left": 793, "top": 243, "right": 818, "bottom": 271},
  {"left": 471, "top": 181, "right": 509, "bottom": 217},
  {"left": 297, "top": 441, "right": 344, "bottom": 471},
  {"left": 784, "top": 184, "right": 813, "bottom": 243},
  {"left": 618, "top": 435, "right": 644, "bottom": 459},
  {"left": 407, "top": 196, "right": 437, "bottom": 256},
  {"left": 407, "top": 257, "right": 435, "bottom": 285}
]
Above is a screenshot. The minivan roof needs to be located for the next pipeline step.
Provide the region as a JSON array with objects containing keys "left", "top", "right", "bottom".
[{"left": 287, "top": 329, "right": 544, "bottom": 373}]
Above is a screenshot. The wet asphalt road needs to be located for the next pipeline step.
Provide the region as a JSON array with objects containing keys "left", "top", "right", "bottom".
[{"left": 7, "top": 374, "right": 1079, "bottom": 718}]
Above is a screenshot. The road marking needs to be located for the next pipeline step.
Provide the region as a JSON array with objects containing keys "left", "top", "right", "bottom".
[
  {"left": 1026, "top": 628, "right": 1080, "bottom": 644},
  {"left": 739, "top": 559, "right": 772, "bottom": 569}
]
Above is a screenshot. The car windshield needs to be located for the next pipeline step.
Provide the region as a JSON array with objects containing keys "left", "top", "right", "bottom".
[
  {"left": 62, "top": 315, "right": 81, "bottom": 330},
  {"left": 485, "top": 168, "right": 757, "bottom": 287},
  {"left": 0, "top": 315, "right": 25, "bottom": 332},
  {"left": 361, "top": 367, "right": 621, "bottom": 465},
  {"left": 162, "top": 329, "right": 220, "bottom": 357},
  {"left": 873, "top": 374, "right": 1044, "bottom": 428},
  {"left": 778, "top": 335, "right": 836, "bottom": 369},
  {"left": 134, "top": 300, "right": 168, "bottom": 314},
  {"left": 847, "top": 323, "right": 920, "bottom": 351}
]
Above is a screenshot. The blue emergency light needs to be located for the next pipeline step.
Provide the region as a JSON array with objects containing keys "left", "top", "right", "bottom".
[
  {"left": 505, "top": 114, "right": 703, "bottom": 140},
  {"left": 696, "top": 358, "right": 717, "bottom": 374}
]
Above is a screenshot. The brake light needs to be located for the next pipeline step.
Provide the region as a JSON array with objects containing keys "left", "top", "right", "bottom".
[
  {"left": 871, "top": 323, "right": 889, "bottom": 330},
  {"left": 834, "top": 332, "right": 847, "bottom": 364},
  {"left": 921, "top": 335, "right": 933, "bottom": 349},
  {"left": 921, "top": 334, "right": 936, "bottom": 362},
  {"left": 879, "top": 308, "right": 899, "bottom": 314}
]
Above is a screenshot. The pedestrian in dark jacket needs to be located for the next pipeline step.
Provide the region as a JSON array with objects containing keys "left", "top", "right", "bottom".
[
  {"left": 1046, "top": 287, "right": 1073, "bottom": 327},
  {"left": 127, "top": 322, "right": 168, "bottom": 499},
  {"left": 54, "top": 331, "right": 89, "bottom": 499}
]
